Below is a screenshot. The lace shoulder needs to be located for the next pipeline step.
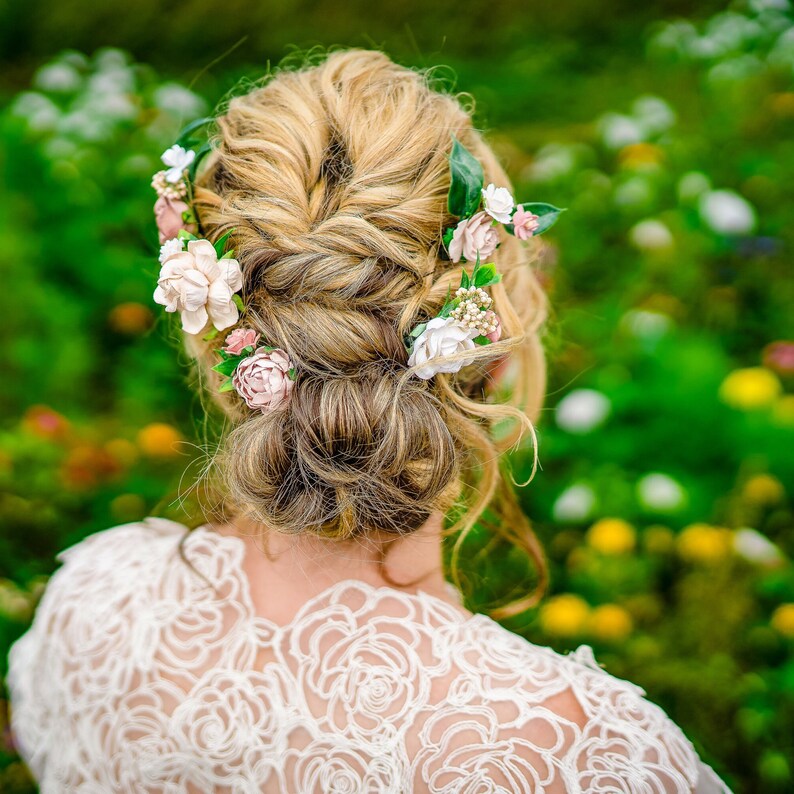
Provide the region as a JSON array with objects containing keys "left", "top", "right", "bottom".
[{"left": 7, "top": 520, "right": 732, "bottom": 793}]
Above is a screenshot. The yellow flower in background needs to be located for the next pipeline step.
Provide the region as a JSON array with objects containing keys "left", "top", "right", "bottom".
[
  {"left": 719, "top": 367, "right": 782, "bottom": 410},
  {"left": 677, "top": 523, "right": 732, "bottom": 564},
  {"left": 589, "top": 604, "right": 634, "bottom": 643},
  {"left": 104, "top": 438, "right": 140, "bottom": 468},
  {"left": 771, "top": 604, "right": 794, "bottom": 638},
  {"left": 743, "top": 474, "right": 785, "bottom": 506},
  {"left": 618, "top": 142, "right": 664, "bottom": 169},
  {"left": 137, "top": 423, "right": 183, "bottom": 458},
  {"left": 586, "top": 518, "right": 637, "bottom": 555},
  {"left": 540, "top": 594, "right": 590, "bottom": 638}
]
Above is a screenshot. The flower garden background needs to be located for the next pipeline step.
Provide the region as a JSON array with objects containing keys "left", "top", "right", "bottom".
[{"left": 1, "top": 1, "right": 793, "bottom": 790}]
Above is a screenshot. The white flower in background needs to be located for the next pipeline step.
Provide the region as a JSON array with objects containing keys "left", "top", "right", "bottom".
[
  {"left": 556, "top": 389, "right": 611, "bottom": 434},
  {"left": 621, "top": 309, "right": 673, "bottom": 340},
  {"left": 677, "top": 171, "right": 712, "bottom": 203},
  {"left": 733, "top": 528, "right": 784, "bottom": 567},
  {"left": 153, "top": 83, "right": 207, "bottom": 118},
  {"left": 34, "top": 63, "right": 82, "bottom": 93},
  {"left": 408, "top": 317, "right": 479, "bottom": 380},
  {"left": 598, "top": 113, "right": 644, "bottom": 149},
  {"left": 629, "top": 219, "right": 674, "bottom": 251},
  {"left": 10, "top": 92, "right": 61, "bottom": 132},
  {"left": 58, "top": 110, "right": 109, "bottom": 142},
  {"left": 159, "top": 237, "right": 184, "bottom": 264},
  {"left": 632, "top": 95, "right": 677, "bottom": 136},
  {"left": 637, "top": 473, "right": 686, "bottom": 512},
  {"left": 699, "top": 189, "right": 757, "bottom": 235},
  {"left": 553, "top": 483, "right": 596, "bottom": 522},
  {"left": 154, "top": 239, "right": 243, "bottom": 335},
  {"left": 525, "top": 143, "right": 579, "bottom": 183},
  {"left": 481, "top": 184, "right": 515, "bottom": 223},
  {"left": 613, "top": 176, "right": 654, "bottom": 210},
  {"left": 161, "top": 145, "right": 196, "bottom": 184}
]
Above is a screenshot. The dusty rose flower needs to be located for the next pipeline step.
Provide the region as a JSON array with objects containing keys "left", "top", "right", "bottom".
[
  {"left": 232, "top": 348, "right": 294, "bottom": 412},
  {"left": 154, "top": 196, "right": 196, "bottom": 244},
  {"left": 222, "top": 328, "right": 261, "bottom": 355},
  {"left": 407, "top": 317, "right": 479, "bottom": 380},
  {"left": 512, "top": 206, "right": 540, "bottom": 240},
  {"left": 484, "top": 311, "right": 502, "bottom": 343},
  {"left": 447, "top": 211, "right": 499, "bottom": 263},
  {"left": 154, "top": 239, "right": 243, "bottom": 335}
]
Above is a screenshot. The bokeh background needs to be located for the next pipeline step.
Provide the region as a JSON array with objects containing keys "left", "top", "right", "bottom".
[{"left": 1, "top": 0, "right": 794, "bottom": 790}]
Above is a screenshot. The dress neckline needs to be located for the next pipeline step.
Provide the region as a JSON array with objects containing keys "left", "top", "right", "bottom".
[{"left": 156, "top": 517, "right": 479, "bottom": 631}]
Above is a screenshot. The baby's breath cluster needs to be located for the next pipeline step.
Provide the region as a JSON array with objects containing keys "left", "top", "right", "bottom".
[
  {"left": 450, "top": 285, "right": 496, "bottom": 335},
  {"left": 151, "top": 170, "right": 187, "bottom": 200}
]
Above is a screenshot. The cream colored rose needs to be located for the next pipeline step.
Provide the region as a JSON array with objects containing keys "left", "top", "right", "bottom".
[
  {"left": 447, "top": 211, "right": 500, "bottom": 263},
  {"left": 481, "top": 183, "right": 515, "bottom": 223},
  {"left": 408, "top": 317, "right": 479, "bottom": 380},
  {"left": 153, "top": 239, "right": 243, "bottom": 335}
]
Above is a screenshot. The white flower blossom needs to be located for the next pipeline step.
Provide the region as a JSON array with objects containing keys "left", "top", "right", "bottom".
[
  {"left": 637, "top": 473, "right": 686, "bottom": 512},
  {"left": 408, "top": 317, "right": 479, "bottom": 380},
  {"left": 733, "top": 528, "right": 784, "bottom": 567},
  {"left": 553, "top": 483, "right": 596, "bottom": 522},
  {"left": 629, "top": 219, "right": 674, "bottom": 251},
  {"left": 481, "top": 184, "right": 515, "bottom": 224},
  {"left": 556, "top": 389, "right": 611, "bottom": 434},
  {"left": 154, "top": 239, "right": 243, "bottom": 335},
  {"left": 159, "top": 237, "right": 184, "bottom": 264},
  {"left": 699, "top": 189, "right": 757, "bottom": 235},
  {"left": 161, "top": 145, "right": 196, "bottom": 184}
]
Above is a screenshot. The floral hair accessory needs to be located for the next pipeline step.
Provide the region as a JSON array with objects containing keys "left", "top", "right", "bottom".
[
  {"left": 441, "top": 135, "right": 565, "bottom": 263},
  {"left": 212, "top": 329, "right": 296, "bottom": 413},
  {"left": 407, "top": 258, "right": 502, "bottom": 380}
]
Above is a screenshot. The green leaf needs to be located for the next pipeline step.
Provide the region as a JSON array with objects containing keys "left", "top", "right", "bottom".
[
  {"left": 460, "top": 268, "right": 470, "bottom": 289},
  {"left": 187, "top": 142, "right": 213, "bottom": 183},
  {"left": 288, "top": 368, "right": 296, "bottom": 380},
  {"left": 220, "top": 249, "right": 236, "bottom": 260},
  {"left": 218, "top": 378, "right": 236, "bottom": 393},
  {"left": 447, "top": 135, "right": 484, "bottom": 219},
  {"left": 410, "top": 321, "right": 428, "bottom": 339},
  {"left": 505, "top": 203, "right": 566, "bottom": 237},
  {"left": 202, "top": 328, "right": 220, "bottom": 342},
  {"left": 212, "top": 356, "right": 245, "bottom": 376},
  {"left": 473, "top": 335, "right": 491, "bottom": 345},
  {"left": 474, "top": 262, "right": 499, "bottom": 288},
  {"left": 213, "top": 230, "right": 234, "bottom": 258},
  {"left": 178, "top": 229, "right": 198, "bottom": 242},
  {"left": 175, "top": 117, "right": 214, "bottom": 149},
  {"left": 232, "top": 294, "right": 245, "bottom": 311}
]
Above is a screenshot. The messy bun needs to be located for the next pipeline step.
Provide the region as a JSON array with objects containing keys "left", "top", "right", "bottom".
[{"left": 189, "top": 49, "right": 549, "bottom": 616}]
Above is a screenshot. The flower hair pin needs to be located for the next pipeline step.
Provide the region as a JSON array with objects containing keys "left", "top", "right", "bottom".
[
  {"left": 441, "top": 135, "right": 565, "bottom": 263},
  {"left": 212, "top": 329, "right": 296, "bottom": 413}
]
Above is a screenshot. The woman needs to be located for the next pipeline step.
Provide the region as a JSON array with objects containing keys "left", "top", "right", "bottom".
[{"left": 7, "top": 49, "right": 731, "bottom": 792}]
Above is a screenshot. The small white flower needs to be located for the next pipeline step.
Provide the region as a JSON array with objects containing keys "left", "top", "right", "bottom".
[
  {"left": 629, "top": 219, "right": 674, "bottom": 251},
  {"left": 33, "top": 63, "right": 82, "bottom": 93},
  {"left": 733, "top": 528, "right": 784, "bottom": 567},
  {"left": 677, "top": 171, "right": 711, "bottom": 203},
  {"left": 620, "top": 309, "right": 673, "bottom": 340},
  {"left": 161, "top": 144, "right": 196, "bottom": 184},
  {"left": 555, "top": 389, "right": 611, "bottom": 434},
  {"left": 553, "top": 483, "right": 596, "bottom": 522},
  {"left": 481, "top": 184, "right": 515, "bottom": 224},
  {"left": 408, "top": 317, "right": 479, "bottom": 380},
  {"left": 699, "top": 189, "right": 757, "bottom": 235},
  {"left": 637, "top": 473, "right": 686, "bottom": 512},
  {"left": 159, "top": 237, "right": 184, "bottom": 264},
  {"left": 153, "top": 238, "right": 243, "bottom": 335},
  {"left": 598, "top": 113, "right": 644, "bottom": 149}
]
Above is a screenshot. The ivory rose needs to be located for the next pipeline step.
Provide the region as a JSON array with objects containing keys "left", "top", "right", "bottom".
[
  {"left": 407, "top": 317, "right": 479, "bottom": 380},
  {"left": 512, "top": 206, "right": 540, "bottom": 240},
  {"left": 222, "top": 328, "right": 261, "bottom": 355},
  {"left": 154, "top": 239, "right": 243, "bottom": 335},
  {"left": 232, "top": 348, "right": 294, "bottom": 412},
  {"left": 481, "top": 183, "right": 515, "bottom": 223},
  {"left": 447, "top": 211, "right": 499, "bottom": 263},
  {"left": 154, "top": 196, "right": 196, "bottom": 244}
]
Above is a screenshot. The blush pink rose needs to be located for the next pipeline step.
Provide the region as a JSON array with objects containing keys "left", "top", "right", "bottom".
[
  {"left": 447, "top": 211, "right": 499, "bottom": 263},
  {"left": 484, "top": 311, "right": 502, "bottom": 343},
  {"left": 512, "top": 206, "right": 540, "bottom": 240},
  {"left": 154, "top": 196, "right": 196, "bottom": 244},
  {"left": 232, "top": 348, "right": 294, "bottom": 412},
  {"left": 222, "top": 328, "right": 261, "bottom": 355}
]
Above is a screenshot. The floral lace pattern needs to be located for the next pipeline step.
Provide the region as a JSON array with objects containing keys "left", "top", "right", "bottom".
[{"left": 7, "top": 518, "right": 732, "bottom": 793}]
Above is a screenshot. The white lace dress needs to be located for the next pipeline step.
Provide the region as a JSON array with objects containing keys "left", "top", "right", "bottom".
[{"left": 7, "top": 518, "right": 732, "bottom": 793}]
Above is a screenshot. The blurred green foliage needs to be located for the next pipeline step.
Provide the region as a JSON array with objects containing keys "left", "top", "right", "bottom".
[{"left": 1, "top": 2, "right": 794, "bottom": 792}]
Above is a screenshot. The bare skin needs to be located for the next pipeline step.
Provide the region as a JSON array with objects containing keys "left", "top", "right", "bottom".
[{"left": 212, "top": 509, "right": 470, "bottom": 626}]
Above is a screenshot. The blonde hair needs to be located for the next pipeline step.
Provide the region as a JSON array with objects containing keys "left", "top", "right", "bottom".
[{"left": 189, "top": 49, "right": 549, "bottom": 618}]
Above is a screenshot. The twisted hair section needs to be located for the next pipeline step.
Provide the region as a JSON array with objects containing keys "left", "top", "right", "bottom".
[{"left": 188, "top": 49, "right": 549, "bottom": 617}]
